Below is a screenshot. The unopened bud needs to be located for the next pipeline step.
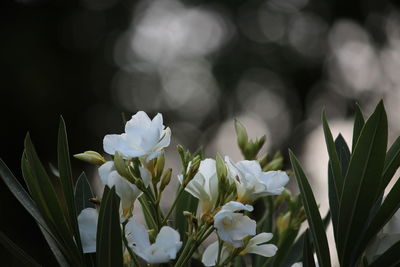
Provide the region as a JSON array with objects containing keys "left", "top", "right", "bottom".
[
  {"left": 277, "top": 212, "right": 291, "bottom": 236},
  {"left": 259, "top": 153, "right": 269, "bottom": 169},
  {"left": 155, "top": 153, "right": 165, "bottom": 178},
  {"left": 234, "top": 119, "right": 248, "bottom": 151},
  {"left": 159, "top": 168, "right": 172, "bottom": 192},
  {"left": 114, "top": 152, "right": 130, "bottom": 178},
  {"left": 216, "top": 153, "right": 227, "bottom": 181},
  {"left": 74, "top": 151, "right": 106, "bottom": 165},
  {"left": 263, "top": 152, "right": 283, "bottom": 171}
]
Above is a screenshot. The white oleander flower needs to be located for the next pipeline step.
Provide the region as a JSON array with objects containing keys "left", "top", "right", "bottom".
[
  {"left": 178, "top": 158, "right": 219, "bottom": 214},
  {"left": 125, "top": 218, "right": 182, "bottom": 264},
  {"left": 77, "top": 208, "right": 98, "bottom": 253},
  {"left": 103, "top": 111, "right": 171, "bottom": 162},
  {"left": 239, "top": 233, "right": 277, "bottom": 257},
  {"left": 291, "top": 263, "right": 303, "bottom": 267},
  {"left": 201, "top": 233, "right": 277, "bottom": 266},
  {"left": 214, "top": 201, "right": 256, "bottom": 247},
  {"left": 366, "top": 209, "right": 400, "bottom": 263},
  {"left": 99, "top": 161, "right": 150, "bottom": 216},
  {"left": 201, "top": 241, "right": 231, "bottom": 266},
  {"left": 225, "top": 157, "right": 289, "bottom": 203}
]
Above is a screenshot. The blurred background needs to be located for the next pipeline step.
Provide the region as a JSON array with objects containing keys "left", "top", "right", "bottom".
[{"left": 1, "top": 0, "right": 400, "bottom": 265}]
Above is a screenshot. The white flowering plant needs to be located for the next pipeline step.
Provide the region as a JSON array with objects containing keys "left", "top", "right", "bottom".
[{"left": 1, "top": 101, "right": 400, "bottom": 267}]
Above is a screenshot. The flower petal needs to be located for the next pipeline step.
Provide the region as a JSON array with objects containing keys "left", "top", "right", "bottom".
[
  {"left": 77, "top": 208, "right": 98, "bottom": 253},
  {"left": 202, "top": 241, "right": 219, "bottom": 266},
  {"left": 247, "top": 244, "right": 277, "bottom": 257},
  {"left": 125, "top": 218, "right": 151, "bottom": 249}
]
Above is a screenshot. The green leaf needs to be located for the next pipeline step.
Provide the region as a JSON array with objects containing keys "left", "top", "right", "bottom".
[
  {"left": 0, "top": 230, "right": 42, "bottom": 267},
  {"left": 380, "top": 136, "right": 400, "bottom": 192},
  {"left": 0, "top": 158, "right": 71, "bottom": 266},
  {"left": 289, "top": 150, "right": 331, "bottom": 267},
  {"left": 58, "top": 117, "right": 83, "bottom": 254},
  {"left": 328, "top": 134, "right": 350, "bottom": 243},
  {"left": 303, "top": 230, "right": 316, "bottom": 267},
  {"left": 23, "top": 134, "right": 82, "bottom": 265},
  {"left": 74, "top": 172, "right": 95, "bottom": 214},
  {"left": 96, "top": 186, "right": 124, "bottom": 267},
  {"left": 369, "top": 240, "right": 400, "bottom": 267},
  {"left": 282, "top": 212, "right": 331, "bottom": 267},
  {"left": 352, "top": 103, "right": 365, "bottom": 152},
  {"left": 356, "top": 176, "right": 400, "bottom": 257},
  {"left": 38, "top": 225, "right": 70, "bottom": 267},
  {"left": 337, "top": 101, "right": 388, "bottom": 266},
  {"left": 322, "top": 111, "right": 344, "bottom": 198}
]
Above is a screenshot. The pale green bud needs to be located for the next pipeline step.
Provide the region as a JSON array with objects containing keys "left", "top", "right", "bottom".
[
  {"left": 74, "top": 151, "right": 106, "bottom": 165},
  {"left": 234, "top": 119, "right": 248, "bottom": 151},
  {"left": 114, "top": 152, "right": 130, "bottom": 178},
  {"left": 159, "top": 168, "right": 172, "bottom": 192}
]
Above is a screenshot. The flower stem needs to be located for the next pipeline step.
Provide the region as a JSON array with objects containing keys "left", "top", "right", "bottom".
[{"left": 162, "top": 186, "right": 185, "bottom": 225}]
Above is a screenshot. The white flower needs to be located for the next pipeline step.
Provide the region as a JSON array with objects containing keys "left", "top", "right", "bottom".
[
  {"left": 201, "top": 233, "right": 277, "bottom": 266},
  {"left": 366, "top": 209, "right": 400, "bottom": 263},
  {"left": 202, "top": 241, "right": 231, "bottom": 266},
  {"left": 99, "top": 161, "right": 149, "bottom": 216},
  {"left": 225, "top": 157, "right": 289, "bottom": 203},
  {"left": 214, "top": 201, "right": 256, "bottom": 247},
  {"left": 103, "top": 111, "right": 171, "bottom": 161},
  {"left": 77, "top": 208, "right": 98, "bottom": 253},
  {"left": 291, "top": 263, "right": 303, "bottom": 267},
  {"left": 240, "top": 233, "right": 277, "bottom": 257},
  {"left": 125, "top": 218, "right": 182, "bottom": 264},
  {"left": 178, "top": 158, "right": 219, "bottom": 213}
]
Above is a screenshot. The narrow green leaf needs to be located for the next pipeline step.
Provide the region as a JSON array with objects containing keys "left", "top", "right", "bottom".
[
  {"left": 38, "top": 225, "right": 70, "bottom": 267},
  {"left": 328, "top": 134, "right": 350, "bottom": 243},
  {"left": 289, "top": 150, "right": 331, "bottom": 267},
  {"left": 96, "top": 186, "right": 123, "bottom": 267},
  {"left": 58, "top": 117, "right": 83, "bottom": 254},
  {"left": 369, "top": 240, "right": 400, "bottom": 267},
  {"left": 380, "top": 136, "right": 400, "bottom": 192},
  {"left": 338, "top": 101, "right": 388, "bottom": 266},
  {"left": 24, "top": 134, "right": 82, "bottom": 264},
  {"left": 322, "top": 111, "right": 343, "bottom": 197},
  {"left": 282, "top": 212, "right": 331, "bottom": 267},
  {"left": 74, "top": 172, "right": 95, "bottom": 214},
  {"left": 266, "top": 227, "right": 299, "bottom": 267},
  {"left": 0, "top": 158, "right": 72, "bottom": 266},
  {"left": 303, "top": 230, "right": 316, "bottom": 267},
  {"left": 0, "top": 230, "right": 42, "bottom": 267},
  {"left": 352, "top": 104, "right": 365, "bottom": 152},
  {"left": 356, "top": 176, "right": 400, "bottom": 257}
]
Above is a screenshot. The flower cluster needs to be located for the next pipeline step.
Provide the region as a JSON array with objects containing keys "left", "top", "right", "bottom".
[{"left": 75, "top": 111, "right": 291, "bottom": 266}]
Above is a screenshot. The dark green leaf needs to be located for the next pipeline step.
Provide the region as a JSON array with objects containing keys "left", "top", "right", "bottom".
[
  {"left": 369, "top": 240, "right": 400, "bottom": 267},
  {"left": 289, "top": 150, "right": 331, "bottom": 267},
  {"left": 352, "top": 104, "right": 365, "bottom": 152},
  {"left": 0, "top": 158, "right": 72, "bottom": 266},
  {"left": 0, "top": 230, "right": 42, "bottom": 267},
  {"left": 23, "top": 134, "right": 82, "bottom": 264},
  {"left": 58, "top": 117, "right": 83, "bottom": 254},
  {"left": 380, "top": 136, "right": 400, "bottom": 192},
  {"left": 282, "top": 213, "right": 330, "bottom": 267},
  {"left": 328, "top": 134, "right": 350, "bottom": 243},
  {"left": 74, "top": 172, "right": 95, "bottom": 214},
  {"left": 39, "top": 225, "right": 70, "bottom": 267},
  {"left": 322, "top": 111, "right": 343, "bottom": 197},
  {"left": 356, "top": 176, "right": 400, "bottom": 258},
  {"left": 303, "top": 230, "right": 316, "bottom": 267},
  {"left": 338, "top": 101, "right": 388, "bottom": 266},
  {"left": 96, "top": 186, "right": 123, "bottom": 267}
]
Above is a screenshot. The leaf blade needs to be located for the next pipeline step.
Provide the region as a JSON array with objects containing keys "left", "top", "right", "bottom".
[
  {"left": 289, "top": 150, "right": 331, "bottom": 267},
  {"left": 338, "top": 101, "right": 388, "bottom": 265}
]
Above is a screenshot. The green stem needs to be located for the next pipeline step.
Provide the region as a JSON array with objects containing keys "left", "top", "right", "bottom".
[
  {"left": 174, "top": 224, "right": 214, "bottom": 267},
  {"left": 162, "top": 186, "right": 185, "bottom": 225}
]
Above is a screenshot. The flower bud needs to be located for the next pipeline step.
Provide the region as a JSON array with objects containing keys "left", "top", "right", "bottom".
[
  {"left": 259, "top": 153, "right": 269, "bottom": 169},
  {"left": 114, "top": 152, "right": 131, "bottom": 178},
  {"left": 74, "top": 151, "right": 106, "bottom": 165},
  {"left": 277, "top": 212, "right": 291, "bottom": 236},
  {"left": 216, "top": 153, "right": 227, "bottom": 181},
  {"left": 234, "top": 119, "right": 248, "bottom": 151},
  {"left": 263, "top": 152, "right": 283, "bottom": 171},
  {"left": 159, "top": 168, "right": 172, "bottom": 192},
  {"left": 184, "top": 155, "right": 201, "bottom": 186}
]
